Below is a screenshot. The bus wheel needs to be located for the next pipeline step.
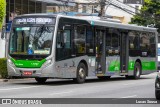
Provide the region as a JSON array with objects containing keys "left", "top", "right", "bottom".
[
  {"left": 35, "top": 77, "right": 47, "bottom": 84},
  {"left": 74, "top": 63, "right": 86, "bottom": 84},
  {"left": 133, "top": 62, "right": 141, "bottom": 79},
  {"left": 155, "top": 90, "right": 160, "bottom": 100},
  {"left": 97, "top": 76, "right": 111, "bottom": 80}
]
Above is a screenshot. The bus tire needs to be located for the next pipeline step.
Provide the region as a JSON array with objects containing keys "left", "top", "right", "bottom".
[
  {"left": 74, "top": 63, "right": 86, "bottom": 84},
  {"left": 155, "top": 90, "right": 160, "bottom": 100},
  {"left": 133, "top": 62, "right": 141, "bottom": 79},
  {"left": 35, "top": 77, "right": 47, "bottom": 84},
  {"left": 97, "top": 76, "right": 111, "bottom": 80}
]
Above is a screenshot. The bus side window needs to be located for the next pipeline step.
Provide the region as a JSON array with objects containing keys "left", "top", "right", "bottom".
[
  {"left": 129, "top": 31, "right": 140, "bottom": 57},
  {"left": 148, "top": 33, "right": 156, "bottom": 57},
  {"left": 86, "top": 26, "right": 94, "bottom": 55},
  {"left": 73, "top": 25, "right": 86, "bottom": 56},
  {"left": 106, "top": 28, "right": 120, "bottom": 56},
  {"left": 56, "top": 24, "right": 72, "bottom": 61}
]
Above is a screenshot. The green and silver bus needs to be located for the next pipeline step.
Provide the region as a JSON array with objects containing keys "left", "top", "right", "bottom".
[{"left": 6, "top": 14, "right": 158, "bottom": 83}]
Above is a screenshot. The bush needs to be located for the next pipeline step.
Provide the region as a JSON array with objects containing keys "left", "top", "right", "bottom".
[
  {"left": 0, "top": 0, "right": 6, "bottom": 28},
  {"left": 0, "top": 58, "right": 8, "bottom": 79}
]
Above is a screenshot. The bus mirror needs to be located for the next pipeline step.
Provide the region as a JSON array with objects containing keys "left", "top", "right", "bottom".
[{"left": 1, "top": 26, "right": 6, "bottom": 39}]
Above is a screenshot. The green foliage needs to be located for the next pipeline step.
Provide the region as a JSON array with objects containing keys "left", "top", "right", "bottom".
[
  {"left": 0, "top": 0, "right": 6, "bottom": 28},
  {"left": 130, "top": 0, "right": 160, "bottom": 32},
  {"left": 0, "top": 58, "right": 8, "bottom": 79}
]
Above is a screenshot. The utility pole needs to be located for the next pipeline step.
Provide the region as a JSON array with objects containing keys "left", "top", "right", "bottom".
[{"left": 99, "top": 0, "right": 106, "bottom": 17}]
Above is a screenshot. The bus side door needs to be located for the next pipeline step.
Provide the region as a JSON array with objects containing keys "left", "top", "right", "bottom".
[
  {"left": 95, "top": 28, "right": 106, "bottom": 74},
  {"left": 120, "top": 31, "right": 129, "bottom": 74}
]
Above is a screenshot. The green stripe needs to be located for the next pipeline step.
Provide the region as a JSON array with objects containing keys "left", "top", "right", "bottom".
[
  {"left": 128, "top": 61, "right": 135, "bottom": 70},
  {"left": 108, "top": 61, "right": 120, "bottom": 71},
  {"left": 108, "top": 61, "right": 135, "bottom": 71},
  {"left": 142, "top": 61, "right": 156, "bottom": 70},
  {"left": 108, "top": 61, "right": 156, "bottom": 71},
  {"left": 11, "top": 58, "right": 46, "bottom": 68}
]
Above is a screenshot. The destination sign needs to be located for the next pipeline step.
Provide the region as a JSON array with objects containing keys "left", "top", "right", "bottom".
[{"left": 14, "top": 17, "right": 55, "bottom": 25}]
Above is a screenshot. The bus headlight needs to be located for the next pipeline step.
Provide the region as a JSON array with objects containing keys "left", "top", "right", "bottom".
[
  {"left": 8, "top": 59, "right": 15, "bottom": 66},
  {"left": 42, "top": 59, "right": 52, "bottom": 68}
]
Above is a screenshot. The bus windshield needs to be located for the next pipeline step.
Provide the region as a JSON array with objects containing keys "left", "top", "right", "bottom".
[{"left": 9, "top": 25, "right": 54, "bottom": 57}]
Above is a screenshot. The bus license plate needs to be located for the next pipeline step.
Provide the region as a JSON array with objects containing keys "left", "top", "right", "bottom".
[{"left": 23, "top": 71, "right": 32, "bottom": 76}]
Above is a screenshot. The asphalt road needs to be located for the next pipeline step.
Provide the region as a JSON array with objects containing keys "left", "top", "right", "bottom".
[{"left": 0, "top": 72, "right": 159, "bottom": 107}]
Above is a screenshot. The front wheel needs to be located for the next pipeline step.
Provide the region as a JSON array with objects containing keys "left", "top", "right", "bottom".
[
  {"left": 73, "top": 63, "right": 87, "bottom": 84},
  {"left": 35, "top": 77, "right": 47, "bottom": 84}
]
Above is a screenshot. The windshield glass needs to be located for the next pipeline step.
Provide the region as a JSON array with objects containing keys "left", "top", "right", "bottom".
[{"left": 9, "top": 25, "right": 54, "bottom": 56}]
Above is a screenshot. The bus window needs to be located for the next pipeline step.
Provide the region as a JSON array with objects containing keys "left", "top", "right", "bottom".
[
  {"left": 74, "top": 25, "right": 86, "bottom": 55},
  {"left": 149, "top": 33, "right": 156, "bottom": 57},
  {"left": 56, "top": 25, "right": 71, "bottom": 61},
  {"left": 129, "top": 31, "right": 140, "bottom": 50},
  {"left": 106, "top": 29, "right": 120, "bottom": 56},
  {"left": 140, "top": 32, "right": 150, "bottom": 51},
  {"left": 129, "top": 31, "right": 141, "bottom": 57},
  {"left": 86, "top": 26, "right": 94, "bottom": 55}
]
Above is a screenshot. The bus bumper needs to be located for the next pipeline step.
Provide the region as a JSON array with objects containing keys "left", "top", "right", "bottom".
[{"left": 7, "top": 63, "right": 54, "bottom": 78}]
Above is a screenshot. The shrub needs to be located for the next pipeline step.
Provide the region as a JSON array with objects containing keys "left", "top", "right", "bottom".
[
  {"left": 0, "top": 0, "right": 6, "bottom": 28},
  {"left": 0, "top": 58, "right": 8, "bottom": 79}
]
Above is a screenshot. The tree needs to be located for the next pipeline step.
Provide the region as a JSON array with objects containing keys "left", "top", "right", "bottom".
[
  {"left": 0, "top": 0, "right": 6, "bottom": 29},
  {"left": 130, "top": 0, "right": 160, "bottom": 32}
]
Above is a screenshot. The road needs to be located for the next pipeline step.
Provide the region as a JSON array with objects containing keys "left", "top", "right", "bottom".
[{"left": 0, "top": 72, "right": 159, "bottom": 107}]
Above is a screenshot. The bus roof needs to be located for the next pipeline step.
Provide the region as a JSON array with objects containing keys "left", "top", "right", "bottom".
[{"left": 15, "top": 13, "right": 157, "bottom": 33}]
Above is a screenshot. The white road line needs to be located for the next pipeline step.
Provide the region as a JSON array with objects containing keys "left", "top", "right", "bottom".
[
  {"left": 121, "top": 95, "right": 137, "bottom": 98},
  {"left": 123, "top": 83, "right": 136, "bottom": 86},
  {"left": 0, "top": 86, "right": 41, "bottom": 91},
  {"left": 50, "top": 91, "right": 73, "bottom": 96}
]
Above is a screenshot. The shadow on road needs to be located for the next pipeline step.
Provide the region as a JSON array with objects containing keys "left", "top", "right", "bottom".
[{"left": 10, "top": 76, "right": 154, "bottom": 86}]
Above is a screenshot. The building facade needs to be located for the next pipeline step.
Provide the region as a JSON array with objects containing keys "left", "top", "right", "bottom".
[{"left": 105, "top": 0, "right": 144, "bottom": 23}]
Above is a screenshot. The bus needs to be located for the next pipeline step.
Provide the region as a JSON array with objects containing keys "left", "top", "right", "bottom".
[{"left": 3, "top": 14, "right": 158, "bottom": 83}]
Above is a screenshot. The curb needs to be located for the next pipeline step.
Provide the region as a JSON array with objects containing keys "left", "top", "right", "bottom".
[
  {"left": 0, "top": 79, "right": 9, "bottom": 82},
  {"left": 0, "top": 78, "right": 34, "bottom": 82}
]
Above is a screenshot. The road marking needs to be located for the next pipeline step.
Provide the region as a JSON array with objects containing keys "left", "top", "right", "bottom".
[
  {"left": 50, "top": 91, "right": 73, "bottom": 96},
  {"left": 0, "top": 86, "right": 41, "bottom": 91},
  {"left": 123, "top": 83, "right": 136, "bottom": 86},
  {"left": 121, "top": 95, "right": 137, "bottom": 98}
]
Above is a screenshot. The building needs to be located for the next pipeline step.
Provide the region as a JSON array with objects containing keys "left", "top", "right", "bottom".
[
  {"left": 74, "top": 0, "right": 99, "bottom": 14},
  {"left": 105, "top": 0, "right": 144, "bottom": 23},
  {"left": 6, "top": 0, "right": 77, "bottom": 24}
]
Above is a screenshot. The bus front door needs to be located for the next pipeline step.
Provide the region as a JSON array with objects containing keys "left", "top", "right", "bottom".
[
  {"left": 120, "top": 32, "right": 129, "bottom": 74},
  {"left": 95, "top": 29, "right": 106, "bottom": 75}
]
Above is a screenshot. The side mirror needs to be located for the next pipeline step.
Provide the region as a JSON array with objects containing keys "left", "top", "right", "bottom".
[{"left": 1, "top": 26, "right": 6, "bottom": 39}]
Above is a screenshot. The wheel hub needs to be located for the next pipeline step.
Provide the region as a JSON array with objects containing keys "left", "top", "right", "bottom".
[
  {"left": 136, "top": 67, "right": 140, "bottom": 77},
  {"left": 79, "top": 68, "right": 85, "bottom": 78}
]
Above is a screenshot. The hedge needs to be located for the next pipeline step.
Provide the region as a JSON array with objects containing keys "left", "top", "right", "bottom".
[
  {"left": 0, "top": 58, "right": 8, "bottom": 79},
  {"left": 0, "top": 0, "right": 6, "bottom": 28}
]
